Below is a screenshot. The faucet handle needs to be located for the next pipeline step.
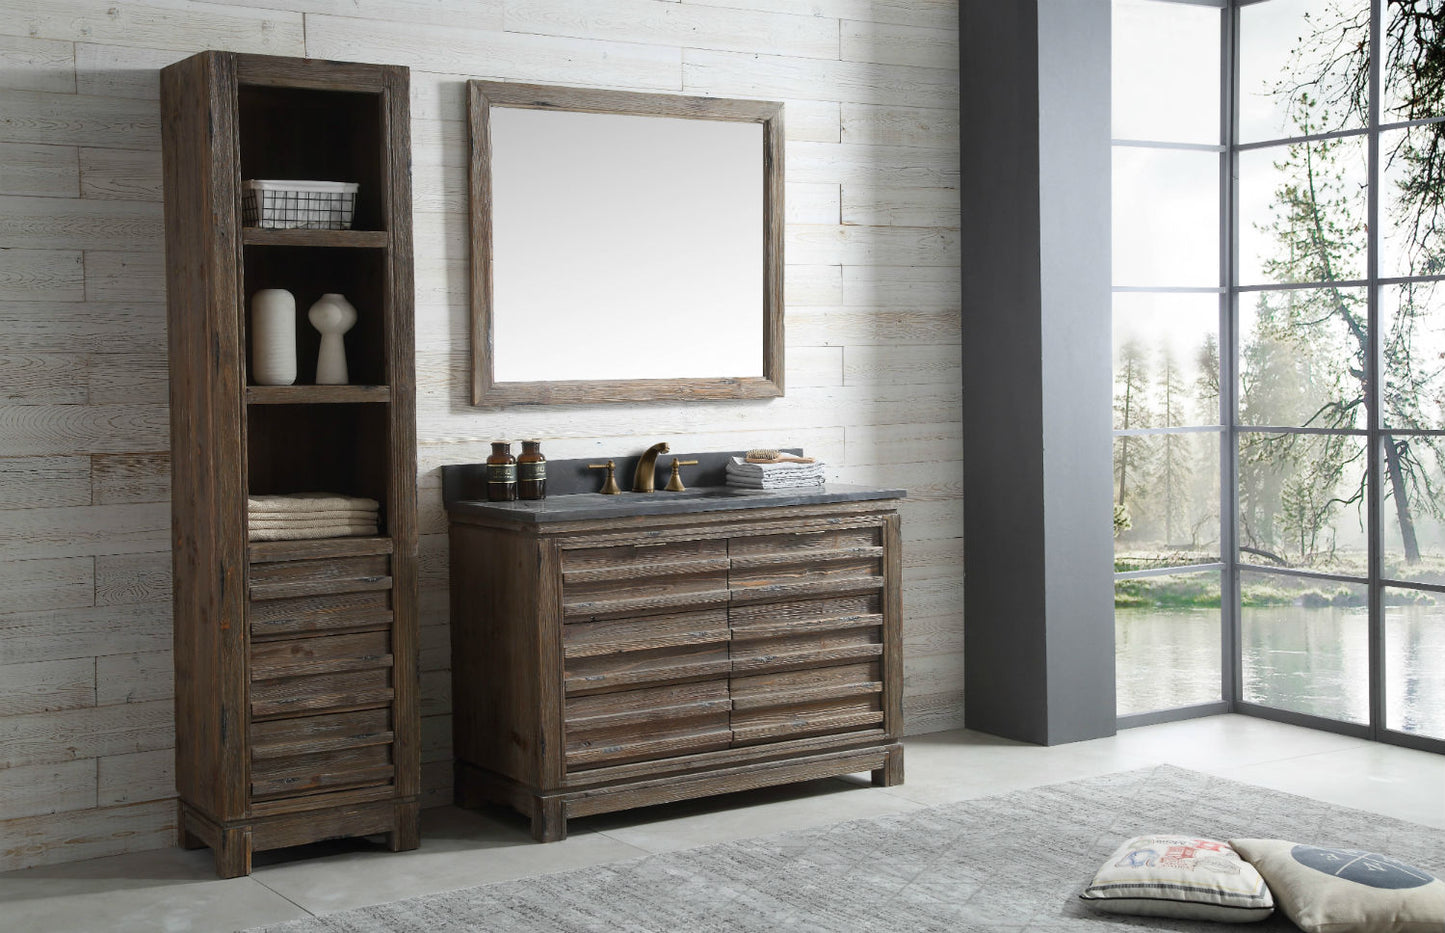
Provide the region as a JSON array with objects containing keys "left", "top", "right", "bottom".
[
  {"left": 665, "top": 458, "right": 699, "bottom": 492},
  {"left": 587, "top": 460, "right": 621, "bottom": 495}
]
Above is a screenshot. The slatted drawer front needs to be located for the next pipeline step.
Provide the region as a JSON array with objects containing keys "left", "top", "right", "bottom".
[
  {"left": 561, "top": 539, "right": 729, "bottom": 620},
  {"left": 564, "top": 681, "right": 731, "bottom": 770},
  {"left": 565, "top": 637, "right": 731, "bottom": 697},
  {"left": 728, "top": 527, "right": 884, "bottom": 604},
  {"left": 730, "top": 661, "right": 883, "bottom": 745},
  {"left": 250, "top": 589, "right": 393, "bottom": 639},
  {"left": 249, "top": 708, "right": 395, "bottom": 799},
  {"left": 250, "top": 631, "right": 394, "bottom": 719},
  {"left": 249, "top": 554, "right": 392, "bottom": 602}
]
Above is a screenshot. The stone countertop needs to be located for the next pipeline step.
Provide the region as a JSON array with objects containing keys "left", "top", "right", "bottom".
[{"left": 445, "top": 483, "right": 907, "bottom": 524}]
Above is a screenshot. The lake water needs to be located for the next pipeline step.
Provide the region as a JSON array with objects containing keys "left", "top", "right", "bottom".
[{"left": 1115, "top": 603, "right": 1445, "bottom": 739}]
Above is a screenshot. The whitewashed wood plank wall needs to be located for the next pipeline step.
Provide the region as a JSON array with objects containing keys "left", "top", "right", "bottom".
[{"left": 0, "top": 0, "right": 961, "bottom": 872}]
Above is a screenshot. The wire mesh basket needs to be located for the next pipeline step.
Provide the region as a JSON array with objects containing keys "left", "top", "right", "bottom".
[{"left": 242, "top": 180, "right": 359, "bottom": 230}]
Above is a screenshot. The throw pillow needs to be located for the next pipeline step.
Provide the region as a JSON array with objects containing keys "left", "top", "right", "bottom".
[
  {"left": 1079, "top": 834, "right": 1275, "bottom": 921},
  {"left": 1231, "top": 837, "right": 1445, "bottom": 933}
]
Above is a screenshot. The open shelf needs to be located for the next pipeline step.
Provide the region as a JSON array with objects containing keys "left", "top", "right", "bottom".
[
  {"left": 247, "top": 385, "right": 390, "bottom": 405},
  {"left": 242, "top": 229, "right": 389, "bottom": 248}
]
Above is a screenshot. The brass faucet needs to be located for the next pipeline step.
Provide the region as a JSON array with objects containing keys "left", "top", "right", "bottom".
[{"left": 632, "top": 442, "right": 670, "bottom": 492}]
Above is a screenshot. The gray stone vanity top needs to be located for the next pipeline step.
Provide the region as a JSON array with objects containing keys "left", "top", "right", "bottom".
[
  {"left": 446, "top": 483, "right": 906, "bottom": 524},
  {"left": 442, "top": 449, "right": 904, "bottom": 524}
]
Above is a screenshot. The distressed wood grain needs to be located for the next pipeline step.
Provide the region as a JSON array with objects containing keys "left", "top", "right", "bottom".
[
  {"left": 789, "top": 140, "right": 959, "bottom": 187},
  {"left": 0, "top": 601, "right": 172, "bottom": 665},
  {"left": 73, "top": 44, "right": 188, "bottom": 100},
  {"left": 0, "top": 657, "right": 95, "bottom": 716},
  {"left": 842, "top": 184, "right": 959, "bottom": 227},
  {"left": 92, "top": 453, "right": 170, "bottom": 504},
  {"left": 0, "top": 143, "right": 80, "bottom": 197},
  {"left": 0, "top": 195, "right": 161, "bottom": 250},
  {"left": 0, "top": 249, "right": 84, "bottom": 301},
  {"left": 97, "top": 747, "right": 174, "bottom": 806},
  {"left": 0, "top": 555, "right": 94, "bottom": 613},
  {"left": 0, "top": 502, "right": 168, "bottom": 560},
  {"left": 0, "top": 758, "right": 96, "bottom": 821},
  {"left": 79, "top": 148, "right": 163, "bottom": 201},
  {"left": 95, "top": 551, "right": 171, "bottom": 606},
  {"left": 789, "top": 306, "right": 960, "bottom": 346},
  {"left": 0, "top": 351, "right": 89, "bottom": 403},
  {"left": 0, "top": 89, "right": 159, "bottom": 149},
  {"left": 0, "top": 35, "right": 76, "bottom": 94},
  {"left": 0, "top": 698, "right": 173, "bottom": 770},
  {"left": 0, "top": 455, "right": 90, "bottom": 509},
  {"left": 684, "top": 0, "right": 956, "bottom": 31},
  {"left": 841, "top": 19, "right": 957, "bottom": 68},
  {"left": 684, "top": 48, "right": 958, "bottom": 109},
  {"left": 0, "top": 798, "right": 175, "bottom": 873},
  {"left": 843, "top": 342, "right": 961, "bottom": 386},
  {"left": 842, "top": 101, "right": 960, "bottom": 149},
  {"left": 96, "top": 651, "right": 172, "bottom": 705},
  {"left": 83, "top": 250, "right": 165, "bottom": 302},
  {"left": 0, "top": 0, "right": 304, "bottom": 54},
  {"left": 0, "top": 300, "right": 165, "bottom": 352}
]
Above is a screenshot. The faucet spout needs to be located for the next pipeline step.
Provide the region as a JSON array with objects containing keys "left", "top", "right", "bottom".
[{"left": 632, "top": 442, "right": 670, "bottom": 492}]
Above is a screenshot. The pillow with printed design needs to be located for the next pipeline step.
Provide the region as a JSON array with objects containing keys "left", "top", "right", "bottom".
[
  {"left": 1230, "top": 838, "right": 1445, "bottom": 933},
  {"left": 1079, "top": 834, "right": 1275, "bottom": 922}
]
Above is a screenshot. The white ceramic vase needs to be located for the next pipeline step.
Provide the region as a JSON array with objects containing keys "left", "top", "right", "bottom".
[
  {"left": 308, "top": 293, "right": 357, "bottom": 385},
  {"left": 250, "top": 288, "right": 297, "bottom": 386}
]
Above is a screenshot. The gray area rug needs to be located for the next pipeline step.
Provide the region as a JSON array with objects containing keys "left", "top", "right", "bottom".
[{"left": 248, "top": 765, "right": 1444, "bottom": 932}]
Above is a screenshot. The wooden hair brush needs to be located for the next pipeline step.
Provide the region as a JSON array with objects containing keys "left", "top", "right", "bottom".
[{"left": 744, "top": 448, "right": 815, "bottom": 464}]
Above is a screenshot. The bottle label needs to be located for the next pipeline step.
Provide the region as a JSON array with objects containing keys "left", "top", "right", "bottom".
[
  {"left": 487, "top": 463, "right": 517, "bottom": 484},
  {"left": 518, "top": 461, "right": 547, "bottom": 482}
]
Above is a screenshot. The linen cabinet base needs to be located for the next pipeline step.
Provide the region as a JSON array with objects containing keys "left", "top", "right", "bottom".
[
  {"left": 447, "top": 493, "right": 904, "bottom": 842},
  {"left": 162, "top": 51, "right": 420, "bottom": 878}
]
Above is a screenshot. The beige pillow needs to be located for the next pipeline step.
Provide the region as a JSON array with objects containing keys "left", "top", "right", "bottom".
[
  {"left": 1231, "top": 838, "right": 1445, "bottom": 933},
  {"left": 1079, "top": 834, "right": 1274, "bottom": 921}
]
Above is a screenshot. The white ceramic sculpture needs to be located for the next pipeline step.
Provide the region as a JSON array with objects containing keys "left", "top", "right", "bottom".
[
  {"left": 250, "top": 288, "right": 297, "bottom": 385},
  {"left": 308, "top": 293, "right": 357, "bottom": 385}
]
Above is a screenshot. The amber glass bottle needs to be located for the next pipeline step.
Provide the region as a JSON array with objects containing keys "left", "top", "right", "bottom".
[
  {"left": 486, "top": 441, "right": 517, "bottom": 502},
  {"left": 518, "top": 439, "right": 547, "bottom": 500}
]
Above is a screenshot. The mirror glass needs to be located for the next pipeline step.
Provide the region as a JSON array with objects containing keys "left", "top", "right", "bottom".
[{"left": 469, "top": 81, "right": 784, "bottom": 406}]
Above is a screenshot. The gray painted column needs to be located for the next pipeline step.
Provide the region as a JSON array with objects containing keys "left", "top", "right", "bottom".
[{"left": 961, "top": 0, "right": 1116, "bottom": 745}]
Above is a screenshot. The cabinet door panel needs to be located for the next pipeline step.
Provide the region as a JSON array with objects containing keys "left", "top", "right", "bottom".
[
  {"left": 249, "top": 589, "right": 393, "bottom": 639},
  {"left": 251, "top": 742, "right": 394, "bottom": 799},
  {"left": 250, "top": 554, "right": 392, "bottom": 601},
  {"left": 250, "top": 630, "right": 392, "bottom": 681},
  {"left": 565, "top": 681, "right": 731, "bottom": 770},
  {"left": 564, "top": 608, "right": 728, "bottom": 658},
  {"left": 728, "top": 528, "right": 883, "bottom": 604}
]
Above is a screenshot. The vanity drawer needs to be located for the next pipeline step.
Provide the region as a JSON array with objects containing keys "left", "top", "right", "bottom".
[
  {"left": 728, "top": 528, "right": 884, "bottom": 604},
  {"left": 250, "top": 742, "right": 395, "bottom": 799},
  {"left": 560, "top": 539, "right": 728, "bottom": 621},
  {"left": 729, "top": 625, "right": 882, "bottom": 676},
  {"left": 730, "top": 694, "right": 883, "bottom": 746},
  {"left": 251, "top": 708, "right": 394, "bottom": 761},
  {"left": 564, "top": 681, "right": 731, "bottom": 770},
  {"left": 249, "top": 554, "right": 392, "bottom": 602},
  {"left": 250, "top": 631, "right": 392, "bottom": 682},
  {"left": 564, "top": 641, "right": 731, "bottom": 697},
  {"left": 249, "top": 589, "right": 393, "bottom": 640},
  {"left": 563, "top": 608, "right": 729, "bottom": 658}
]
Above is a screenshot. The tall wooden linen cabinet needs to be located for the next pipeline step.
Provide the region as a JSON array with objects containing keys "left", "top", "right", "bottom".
[{"left": 160, "top": 52, "right": 419, "bottom": 878}]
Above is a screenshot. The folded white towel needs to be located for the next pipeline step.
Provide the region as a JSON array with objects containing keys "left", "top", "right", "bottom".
[
  {"left": 248, "top": 519, "right": 380, "bottom": 533},
  {"left": 248, "top": 509, "right": 379, "bottom": 523},
  {"left": 727, "top": 456, "right": 824, "bottom": 475},
  {"left": 247, "top": 492, "right": 380, "bottom": 514},
  {"left": 248, "top": 521, "right": 378, "bottom": 542},
  {"left": 726, "top": 473, "right": 826, "bottom": 490}
]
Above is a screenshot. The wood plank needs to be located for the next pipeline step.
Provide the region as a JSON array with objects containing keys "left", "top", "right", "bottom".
[
  {"left": 0, "top": 0, "right": 305, "bottom": 54},
  {"left": 0, "top": 455, "right": 91, "bottom": 509},
  {"left": 842, "top": 262, "right": 959, "bottom": 307},
  {"left": 222, "top": 0, "right": 506, "bottom": 29},
  {"left": 0, "top": 601, "right": 169, "bottom": 665},
  {"left": 245, "top": 384, "right": 391, "bottom": 404},
  {"left": 251, "top": 708, "right": 392, "bottom": 760},
  {"left": 0, "top": 699, "right": 172, "bottom": 769},
  {"left": 248, "top": 554, "right": 390, "bottom": 591},
  {"left": 841, "top": 19, "right": 958, "bottom": 68},
  {"left": 73, "top": 43, "right": 188, "bottom": 101},
  {"left": 787, "top": 181, "right": 840, "bottom": 225},
  {"left": 79, "top": 147, "right": 163, "bottom": 201},
  {"left": 96, "top": 747, "right": 174, "bottom": 806},
  {"left": 841, "top": 101, "right": 959, "bottom": 149},
  {"left": 502, "top": 0, "right": 841, "bottom": 60},
  {"left": 0, "top": 143, "right": 80, "bottom": 197},
  {"left": 0, "top": 758, "right": 95, "bottom": 820},
  {"left": 786, "top": 344, "right": 844, "bottom": 387},
  {"left": 250, "top": 631, "right": 392, "bottom": 682},
  {"left": 845, "top": 420, "right": 963, "bottom": 467},
  {"left": 239, "top": 228, "right": 389, "bottom": 248},
  {"left": 305, "top": 13, "right": 684, "bottom": 90},
  {"left": 904, "top": 689, "right": 965, "bottom": 735},
  {"left": 563, "top": 609, "right": 730, "bottom": 658},
  {"left": 248, "top": 589, "right": 393, "bottom": 640},
  {"left": 683, "top": 48, "right": 958, "bottom": 110},
  {"left": 0, "top": 555, "right": 94, "bottom": 613},
  {"left": 843, "top": 342, "right": 961, "bottom": 386},
  {"left": 0, "top": 34, "right": 77, "bottom": 93},
  {"left": 0, "top": 90, "right": 159, "bottom": 150},
  {"left": 788, "top": 307, "right": 960, "bottom": 347},
  {"left": 683, "top": 0, "right": 955, "bottom": 30},
  {"left": 0, "top": 798, "right": 174, "bottom": 873},
  {"left": 785, "top": 263, "right": 844, "bottom": 306},
  {"left": 0, "top": 195, "right": 163, "bottom": 251},
  {"left": 0, "top": 249, "right": 84, "bottom": 300},
  {"left": 842, "top": 184, "right": 959, "bottom": 227},
  {"left": 0, "top": 351, "right": 88, "bottom": 403},
  {"left": 0, "top": 657, "right": 95, "bottom": 715},
  {"left": 0, "top": 502, "right": 168, "bottom": 560},
  {"left": 249, "top": 668, "right": 394, "bottom": 719},
  {"left": 83, "top": 250, "right": 165, "bottom": 301},
  {"left": 69, "top": 365, "right": 155, "bottom": 426},
  {"left": 96, "top": 650, "right": 172, "bottom": 705},
  {"left": 91, "top": 452, "right": 170, "bottom": 505},
  {"left": 789, "top": 140, "right": 958, "bottom": 188},
  {"left": 248, "top": 536, "right": 394, "bottom": 564},
  {"left": 251, "top": 744, "right": 393, "bottom": 798},
  {"left": 564, "top": 642, "right": 732, "bottom": 696},
  {"left": 0, "top": 300, "right": 165, "bottom": 353},
  {"left": 788, "top": 224, "right": 959, "bottom": 267}
]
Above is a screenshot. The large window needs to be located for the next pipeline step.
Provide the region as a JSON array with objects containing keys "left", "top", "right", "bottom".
[{"left": 1113, "top": 0, "right": 1445, "bottom": 751}]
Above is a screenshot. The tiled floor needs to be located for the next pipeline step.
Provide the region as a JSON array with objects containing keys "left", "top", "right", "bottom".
[{"left": 3, "top": 715, "right": 1441, "bottom": 932}]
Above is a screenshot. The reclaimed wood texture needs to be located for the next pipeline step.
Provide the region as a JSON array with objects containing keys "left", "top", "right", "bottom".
[
  {"left": 0, "top": 0, "right": 958, "bottom": 873},
  {"left": 160, "top": 51, "right": 419, "bottom": 878},
  {"left": 449, "top": 499, "right": 903, "bottom": 841}
]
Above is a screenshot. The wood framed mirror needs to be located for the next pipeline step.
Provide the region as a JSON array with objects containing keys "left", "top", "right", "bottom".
[{"left": 468, "top": 80, "right": 784, "bottom": 406}]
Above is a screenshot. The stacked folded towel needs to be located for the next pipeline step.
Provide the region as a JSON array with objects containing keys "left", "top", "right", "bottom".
[
  {"left": 725, "top": 456, "right": 826, "bottom": 490},
  {"left": 248, "top": 492, "right": 380, "bottom": 542}
]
